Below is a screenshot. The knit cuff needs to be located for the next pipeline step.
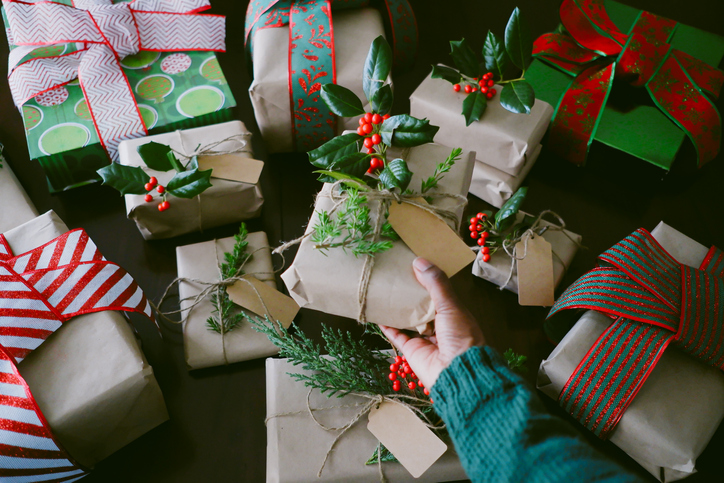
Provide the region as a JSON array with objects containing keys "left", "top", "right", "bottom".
[{"left": 430, "top": 346, "right": 523, "bottom": 417}]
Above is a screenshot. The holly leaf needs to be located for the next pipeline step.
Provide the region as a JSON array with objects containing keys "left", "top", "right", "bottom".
[
  {"left": 495, "top": 186, "right": 527, "bottom": 231},
  {"left": 378, "top": 158, "right": 412, "bottom": 192},
  {"left": 330, "top": 152, "right": 371, "bottom": 179},
  {"left": 137, "top": 142, "right": 175, "bottom": 172},
  {"left": 313, "top": 170, "right": 370, "bottom": 191},
  {"left": 504, "top": 8, "right": 532, "bottom": 70},
  {"left": 370, "top": 83, "right": 393, "bottom": 116},
  {"left": 461, "top": 91, "right": 487, "bottom": 126},
  {"left": 166, "top": 159, "right": 213, "bottom": 198},
  {"left": 450, "top": 39, "right": 480, "bottom": 78},
  {"left": 363, "top": 36, "right": 392, "bottom": 101},
  {"left": 320, "top": 84, "right": 365, "bottom": 117},
  {"left": 308, "top": 133, "right": 362, "bottom": 170},
  {"left": 97, "top": 163, "right": 150, "bottom": 196},
  {"left": 483, "top": 30, "right": 509, "bottom": 79},
  {"left": 431, "top": 64, "right": 462, "bottom": 84},
  {"left": 379, "top": 114, "right": 439, "bottom": 147},
  {"left": 500, "top": 80, "right": 535, "bottom": 114}
]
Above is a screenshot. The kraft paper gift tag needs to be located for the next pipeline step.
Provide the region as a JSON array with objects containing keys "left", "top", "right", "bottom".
[
  {"left": 177, "top": 232, "right": 283, "bottom": 370},
  {"left": 266, "top": 356, "right": 468, "bottom": 482},
  {"left": 6, "top": 211, "right": 168, "bottom": 468},
  {"left": 0, "top": 152, "right": 38, "bottom": 233},
  {"left": 410, "top": 71, "right": 553, "bottom": 177},
  {"left": 281, "top": 143, "right": 476, "bottom": 330},
  {"left": 537, "top": 222, "right": 723, "bottom": 482},
  {"left": 118, "top": 121, "right": 264, "bottom": 240},
  {"left": 515, "top": 234, "right": 555, "bottom": 306},
  {"left": 249, "top": 9, "right": 389, "bottom": 153}
]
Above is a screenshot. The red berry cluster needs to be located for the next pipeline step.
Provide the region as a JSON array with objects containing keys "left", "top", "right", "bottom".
[
  {"left": 469, "top": 212, "right": 491, "bottom": 262},
  {"left": 453, "top": 72, "right": 497, "bottom": 100},
  {"left": 143, "top": 177, "right": 170, "bottom": 212},
  {"left": 356, "top": 112, "right": 391, "bottom": 174},
  {"left": 388, "top": 355, "right": 432, "bottom": 401}
]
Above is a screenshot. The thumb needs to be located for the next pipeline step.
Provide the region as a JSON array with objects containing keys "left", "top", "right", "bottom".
[{"left": 412, "top": 258, "right": 462, "bottom": 315}]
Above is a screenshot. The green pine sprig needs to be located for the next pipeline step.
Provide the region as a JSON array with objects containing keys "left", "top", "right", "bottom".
[
  {"left": 251, "top": 316, "right": 391, "bottom": 398},
  {"left": 206, "top": 223, "right": 252, "bottom": 334},
  {"left": 503, "top": 348, "right": 528, "bottom": 374},
  {"left": 421, "top": 147, "right": 462, "bottom": 194}
]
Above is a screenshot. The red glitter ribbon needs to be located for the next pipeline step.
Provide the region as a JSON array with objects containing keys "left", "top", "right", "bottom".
[
  {"left": 0, "top": 228, "right": 155, "bottom": 481},
  {"left": 534, "top": 0, "right": 724, "bottom": 167}
]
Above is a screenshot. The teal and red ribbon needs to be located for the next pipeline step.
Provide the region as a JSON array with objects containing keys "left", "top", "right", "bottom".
[
  {"left": 244, "top": 0, "right": 418, "bottom": 152},
  {"left": 534, "top": 0, "right": 724, "bottom": 167},
  {"left": 548, "top": 229, "right": 723, "bottom": 438}
]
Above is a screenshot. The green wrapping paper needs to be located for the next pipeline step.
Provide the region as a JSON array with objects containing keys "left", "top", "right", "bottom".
[
  {"left": 3, "top": 6, "right": 236, "bottom": 193},
  {"left": 527, "top": 0, "right": 724, "bottom": 170}
]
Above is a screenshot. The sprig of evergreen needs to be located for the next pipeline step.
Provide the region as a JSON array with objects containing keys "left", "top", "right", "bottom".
[
  {"left": 421, "top": 147, "right": 462, "bottom": 194},
  {"left": 252, "top": 316, "right": 392, "bottom": 397},
  {"left": 503, "top": 348, "right": 528, "bottom": 374},
  {"left": 206, "top": 223, "right": 252, "bottom": 334}
]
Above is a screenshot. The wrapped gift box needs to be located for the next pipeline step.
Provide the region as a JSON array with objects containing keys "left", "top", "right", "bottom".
[
  {"left": 0, "top": 145, "right": 38, "bottom": 232},
  {"left": 248, "top": 9, "right": 389, "bottom": 154},
  {"left": 4, "top": 211, "right": 169, "bottom": 468},
  {"left": 117, "top": 121, "right": 264, "bottom": 240},
  {"left": 266, "top": 357, "right": 467, "bottom": 482},
  {"left": 472, "top": 211, "right": 582, "bottom": 293},
  {"left": 281, "top": 143, "right": 475, "bottom": 330},
  {"left": 177, "top": 231, "right": 279, "bottom": 370},
  {"left": 3, "top": 7, "right": 235, "bottom": 193},
  {"left": 410, "top": 72, "right": 552, "bottom": 207},
  {"left": 527, "top": 0, "right": 724, "bottom": 170},
  {"left": 537, "top": 222, "right": 723, "bottom": 481}
]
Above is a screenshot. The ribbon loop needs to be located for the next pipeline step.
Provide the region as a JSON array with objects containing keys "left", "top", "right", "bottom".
[
  {"left": 549, "top": 228, "right": 724, "bottom": 439},
  {"left": 86, "top": 4, "right": 140, "bottom": 58}
]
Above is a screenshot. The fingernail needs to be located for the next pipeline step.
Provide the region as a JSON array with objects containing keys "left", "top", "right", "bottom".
[{"left": 413, "top": 257, "right": 433, "bottom": 272}]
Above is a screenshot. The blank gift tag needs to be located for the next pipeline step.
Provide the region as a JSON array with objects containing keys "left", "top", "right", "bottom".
[
  {"left": 226, "top": 275, "right": 299, "bottom": 328},
  {"left": 367, "top": 401, "right": 447, "bottom": 478},
  {"left": 387, "top": 200, "right": 476, "bottom": 278},
  {"left": 198, "top": 154, "right": 264, "bottom": 184},
  {"left": 515, "top": 234, "right": 555, "bottom": 306}
]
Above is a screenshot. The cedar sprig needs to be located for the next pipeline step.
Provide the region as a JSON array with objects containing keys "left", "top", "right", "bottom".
[
  {"left": 312, "top": 187, "right": 397, "bottom": 257},
  {"left": 421, "top": 147, "right": 462, "bottom": 194},
  {"left": 503, "top": 348, "right": 528, "bottom": 374},
  {"left": 206, "top": 223, "right": 252, "bottom": 334},
  {"left": 251, "top": 316, "right": 391, "bottom": 398}
]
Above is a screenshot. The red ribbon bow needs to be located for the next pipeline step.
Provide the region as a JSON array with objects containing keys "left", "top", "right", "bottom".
[
  {"left": 549, "top": 228, "right": 724, "bottom": 438},
  {"left": 4, "top": 0, "right": 226, "bottom": 161},
  {"left": 533, "top": 0, "right": 724, "bottom": 167},
  {"left": 0, "top": 227, "right": 154, "bottom": 480}
]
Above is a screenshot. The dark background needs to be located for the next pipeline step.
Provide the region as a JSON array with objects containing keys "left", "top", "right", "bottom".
[{"left": 2, "top": 0, "right": 724, "bottom": 481}]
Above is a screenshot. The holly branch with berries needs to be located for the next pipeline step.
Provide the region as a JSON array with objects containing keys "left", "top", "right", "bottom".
[
  {"left": 97, "top": 141, "right": 214, "bottom": 212},
  {"left": 308, "top": 36, "right": 462, "bottom": 256},
  {"left": 432, "top": 8, "right": 536, "bottom": 125}
]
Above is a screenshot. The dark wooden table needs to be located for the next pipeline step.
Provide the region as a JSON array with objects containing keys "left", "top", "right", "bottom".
[{"left": 2, "top": 0, "right": 724, "bottom": 481}]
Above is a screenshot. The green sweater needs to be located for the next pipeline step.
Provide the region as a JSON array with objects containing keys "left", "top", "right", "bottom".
[{"left": 430, "top": 346, "right": 642, "bottom": 483}]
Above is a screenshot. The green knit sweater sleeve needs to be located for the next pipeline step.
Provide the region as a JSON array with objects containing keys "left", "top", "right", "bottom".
[{"left": 430, "top": 346, "right": 642, "bottom": 483}]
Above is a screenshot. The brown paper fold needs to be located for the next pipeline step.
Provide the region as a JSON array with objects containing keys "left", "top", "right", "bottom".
[
  {"left": 0, "top": 156, "right": 38, "bottom": 233},
  {"left": 177, "top": 232, "right": 280, "bottom": 370},
  {"left": 266, "top": 357, "right": 467, "bottom": 482},
  {"left": 5, "top": 211, "right": 168, "bottom": 468},
  {"left": 118, "top": 121, "right": 264, "bottom": 240},
  {"left": 537, "top": 222, "right": 723, "bottom": 482},
  {"left": 281, "top": 143, "right": 476, "bottom": 329},
  {"left": 249, "top": 9, "right": 388, "bottom": 153}
]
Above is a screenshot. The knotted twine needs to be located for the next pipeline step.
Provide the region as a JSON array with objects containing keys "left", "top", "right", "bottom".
[
  {"left": 265, "top": 387, "right": 446, "bottom": 480},
  {"left": 171, "top": 130, "right": 254, "bottom": 233},
  {"left": 484, "top": 210, "right": 584, "bottom": 290}
]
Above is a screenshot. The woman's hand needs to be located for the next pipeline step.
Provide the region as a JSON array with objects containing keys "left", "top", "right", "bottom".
[{"left": 380, "top": 257, "right": 484, "bottom": 389}]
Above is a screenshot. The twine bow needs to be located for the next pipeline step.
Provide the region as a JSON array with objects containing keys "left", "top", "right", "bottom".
[
  {"left": 4, "top": 0, "right": 226, "bottom": 161},
  {"left": 265, "top": 387, "right": 445, "bottom": 480},
  {"left": 549, "top": 229, "right": 724, "bottom": 438},
  {"left": 533, "top": 0, "right": 724, "bottom": 167},
  {"left": 0, "top": 227, "right": 155, "bottom": 480}
]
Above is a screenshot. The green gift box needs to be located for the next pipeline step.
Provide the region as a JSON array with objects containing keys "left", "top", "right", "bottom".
[
  {"left": 527, "top": 0, "right": 724, "bottom": 171},
  {"left": 3, "top": 3, "right": 235, "bottom": 193}
]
